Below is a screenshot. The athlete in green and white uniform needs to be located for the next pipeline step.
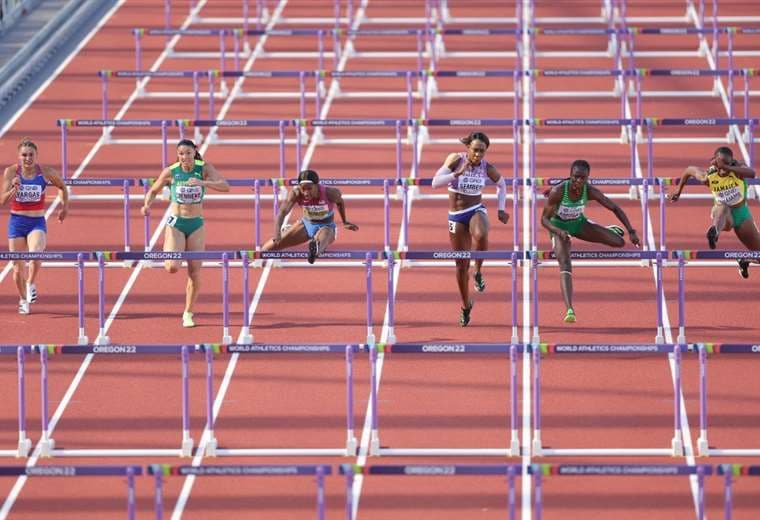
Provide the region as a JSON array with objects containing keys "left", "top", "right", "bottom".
[
  {"left": 141, "top": 139, "right": 229, "bottom": 327},
  {"left": 541, "top": 159, "right": 640, "bottom": 323},
  {"left": 670, "top": 146, "right": 760, "bottom": 279}
]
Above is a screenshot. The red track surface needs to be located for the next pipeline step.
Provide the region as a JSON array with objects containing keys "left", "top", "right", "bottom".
[{"left": 1, "top": 1, "right": 760, "bottom": 518}]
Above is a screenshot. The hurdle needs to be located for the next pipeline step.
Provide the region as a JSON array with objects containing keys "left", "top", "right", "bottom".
[
  {"left": 0, "top": 251, "right": 90, "bottom": 344},
  {"left": 99, "top": 251, "right": 241, "bottom": 345},
  {"left": 150, "top": 463, "right": 331, "bottom": 520},
  {"left": 531, "top": 341, "right": 686, "bottom": 457},
  {"left": 718, "top": 464, "right": 760, "bottom": 519},
  {"left": 530, "top": 250, "right": 666, "bottom": 342},
  {"left": 341, "top": 464, "right": 525, "bottom": 520},
  {"left": 368, "top": 250, "right": 520, "bottom": 457},
  {"left": 199, "top": 343, "right": 359, "bottom": 457},
  {"left": 673, "top": 250, "right": 760, "bottom": 345},
  {"left": 245, "top": 178, "right": 401, "bottom": 252},
  {"left": 57, "top": 119, "right": 178, "bottom": 174},
  {"left": 533, "top": 464, "right": 712, "bottom": 520},
  {"left": 241, "top": 250, "right": 377, "bottom": 343},
  {"left": 0, "top": 346, "right": 32, "bottom": 457},
  {"left": 98, "top": 70, "right": 207, "bottom": 140},
  {"left": 34, "top": 344, "right": 195, "bottom": 458},
  {"left": 0, "top": 465, "right": 142, "bottom": 520}
]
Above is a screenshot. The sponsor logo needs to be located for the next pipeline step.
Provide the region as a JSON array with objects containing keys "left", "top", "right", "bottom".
[
  {"left": 421, "top": 344, "right": 466, "bottom": 353},
  {"left": 403, "top": 466, "right": 456, "bottom": 475},
  {"left": 683, "top": 119, "right": 717, "bottom": 125},
  {"left": 93, "top": 345, "right": 137, "bottom": 354},
  {"left": 432, "top": 251, "right": 472, "bottom": 259}
]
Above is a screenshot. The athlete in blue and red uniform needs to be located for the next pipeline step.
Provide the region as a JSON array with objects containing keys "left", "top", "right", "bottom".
[
  {"left": 262, "top": 169, "right": 358, "bottom": 263},
  {"left": 1, "top": 138, "right": 69, "bottom": 314},
  {"left": 431, "top": 131, "right": 509, "bottom": 326}
]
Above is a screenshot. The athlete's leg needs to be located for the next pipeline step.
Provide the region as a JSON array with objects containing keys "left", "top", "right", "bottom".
[
  {"left": 8, "top": 237, "right": 27, "bottom": 301},
  {"left": 261, "top": 222, "right": 310, "bottom": 251},
  {"left": 449, "top": 221, "right": 472, "bottom": 310},
  {"left": 163, "top": 225, "right": 187, "bottom": 273},
  {"left": 314, "top": 226, "right": 335, "bottom": 255},
  {"left": 26, "top": 229, "right": 46, "bottom": 285},
  {"left": 469, "top": 211, "right": 490, "bottom": 291},
  {"left": 184, "top": 225, "right": 206, "bottom": 315},
  {"left": 574, "top": 221, "right": 625, "bottom": 247},
  {"left": 552, "top": 233, "right": 574, "bottom": 318}
]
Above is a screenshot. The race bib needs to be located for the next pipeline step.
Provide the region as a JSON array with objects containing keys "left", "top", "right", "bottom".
[
  {"left": 715, "top": 186, "right": 743, "bottom": 205},
  {"left": 556, "top": 205, "right": 584, "bottom": 220},
  {"left": 448, "top": 220, "right": 457, "bottom": 234},
  {"left": 175, "top": 184, "right": 203, "bottom": 204},
  {"left": 15, "top": 184, "right": 42, "bottom": 203}
]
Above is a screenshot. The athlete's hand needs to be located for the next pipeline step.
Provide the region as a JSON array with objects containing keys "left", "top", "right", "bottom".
[
  {"left": 555, "top": 230, "right": 570, "bottom": 242},
  {"left": 668, "top": 189, "right": 681, "bottom": 202},
  {"left": 271, "top": 233, "right": 281, "bottom": 247},
  {"left": 629, "top": 230, "right": 641, "bottom": 247},
  {"left": 140, "top": 205, "right": 150, "bottom": 216},
  {"left": 343, "top": 221, "right": 359, "bottom": 231},
  {"left": 57, "top": 206, "right": 68, "bottom": 223},
  {"left": 497, "top": 210, "right": 509, "bottom": 224},
  {"left": 186, "top": 177, "right": 203, "bottom": 186}
]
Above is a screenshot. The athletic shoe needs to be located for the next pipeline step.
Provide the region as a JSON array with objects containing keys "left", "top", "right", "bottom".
[
  {"left": 307, "top": 238, "right": 318, "bottom": 264},
  {"left": 460, "top": 300, "right": 474, "bottom": 327},
  {"left": 606, "top": 225, "right": 625, "bottom": 238},
  {"left": 706, "top": 226, "right": 718, "bottom": 250},
  {"left": 26, "top": 283, "right": 37, "bottom": 304},
  {"left": 738, "top": 259, "right": 750, "bottom": 279},
  {"left": 473, "top": 272, "right": 486, "bottom": 292},
  {"left": 18, "top": 299, "right": 30, "bottom": 315},
  {"left": 182, "top": 311, "right": 195, "bottom": 328},
  {"left": 564, "top": 308, "right": 576, "bottom": 323}
]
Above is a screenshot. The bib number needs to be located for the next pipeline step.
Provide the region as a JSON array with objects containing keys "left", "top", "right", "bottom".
[
  {"left": 167, "top": 215, "right": 178, "bottom": 227},
  {"left": 448, "top": 220, "right": 457, "bottom": 234}
]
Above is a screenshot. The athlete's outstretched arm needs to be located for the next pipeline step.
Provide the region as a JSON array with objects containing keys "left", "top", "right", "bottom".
[
  {"left": 588, "top": 185, "right": 640, "bottom": 246},
  {"left": 327, "top": 187, "right": 358, "bottom": 231}
]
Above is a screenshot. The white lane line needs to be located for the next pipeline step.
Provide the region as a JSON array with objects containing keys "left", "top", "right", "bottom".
[{"left": 520, "top": 1, "right": 533, "bottom": 519}]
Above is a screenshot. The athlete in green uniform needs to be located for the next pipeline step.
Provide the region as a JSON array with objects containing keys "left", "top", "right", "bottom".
[
  {"left": 141, "top": 139, "right": 229, "bottom": 327},
  {"left": 669, "top": 146, "right": 760, "bottom": 279},
  {"left": 541, "top": 159, "right": 640, "bottom": 323}
]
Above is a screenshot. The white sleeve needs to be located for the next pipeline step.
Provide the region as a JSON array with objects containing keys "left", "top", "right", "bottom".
[
  {"left": 431, "top": 165, "right": 456, "bottom": 189},
  {"left": 496, "top": 177, "right": 506, "bottom": 211}
]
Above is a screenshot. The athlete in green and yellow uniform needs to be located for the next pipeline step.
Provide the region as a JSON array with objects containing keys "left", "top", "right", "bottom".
[
  {"left": 670, "top": 146, "right": 760, "bottom": 279},
  {"left": 541, "top": 159, "right": 641, "bottom": 323},
  {"left": 142, "top": 139, "right": 229, "bottom": 327}
]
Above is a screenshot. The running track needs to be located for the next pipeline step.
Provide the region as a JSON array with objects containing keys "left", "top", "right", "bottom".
[{"left": 0, "top": 1, "right": 759, "bottom": 518}]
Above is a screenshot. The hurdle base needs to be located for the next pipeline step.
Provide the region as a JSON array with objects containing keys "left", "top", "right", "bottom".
[
  {"left": 698, "top": 437, "right": 709, "bottom": 456},
  {"left": 222, "top": 333, "right": 233, "bottom": 346},
  {"left": 655, "top": 332, "right": 664, "bottom": 345},
  {"left": 366, "top": 333, "right": 376, "bottom": 348},
  {"left": 213, "top": 448, "right": 351, "bottom": 456},
  {"left": 181, "top": 438, "right": 194, "bottom": 458},
  {"left": 239, "top": 328, "right": 253, "bottom": 344},
  {"left": 205, "top": 437, "right": 218, "bottom": 457},
  {"left": 532, "top": 435, "right": 542, "bottom": 457},
  {"left": 370, "top": 430, "right": 380, "bottom": 456},
  {"left": 703, "top": 448, "right": 760, "bottom": 456},
  {"left": 385, "top": 329, "right": 396, "bottom": 345},
  {"left": 377, "top": 448, "right": 517, "bottom": 457},
  {"left": 17, "top": 437, "right": 31, "bottom": 458},
  {"left": 346, "top": 435, "right": 358, "bottom": 456},
  {"left": 628, "top": 184, "right": 639, "bottom": 200},
  {"left": 537, "top": 448, "right": 677, "bottom": 457},
  {"left": 671, "top": 436, "right": 684, "bottom": 457},
  {"left": 94, "top": 334, "right": 111, "bottom": 346},
  {"left": 77, "top": 333, "right": 89, "bottom": 346},
  {"left": 510, "top": 436, "right": 521, "bottom": 457},
  {"left": 39, "top": 438, "right": 55, "bottom": 458}
]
